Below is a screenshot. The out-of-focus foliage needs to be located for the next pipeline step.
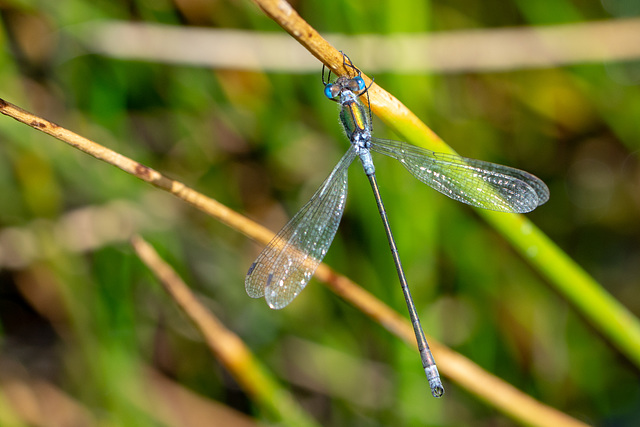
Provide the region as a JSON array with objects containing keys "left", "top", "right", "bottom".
[{"left": 0, "top": 0, "right": 639, "bottom": 425}]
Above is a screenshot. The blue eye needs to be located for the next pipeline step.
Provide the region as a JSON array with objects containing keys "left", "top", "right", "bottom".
[
  {"left": 324, "top": 84, "right": 335, "bottom": 99},
  {"left": 354, "top": 76, "right": 366, "bottom": 92}
]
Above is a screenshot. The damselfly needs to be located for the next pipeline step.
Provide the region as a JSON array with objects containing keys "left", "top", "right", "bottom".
[{"left": 246, "top": 54, "right": 549, "bottom": 397}]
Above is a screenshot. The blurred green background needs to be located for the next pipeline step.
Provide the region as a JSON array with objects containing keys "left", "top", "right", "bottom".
[{"left": 1, "top": 0, "right": 640, "bottom": 425}]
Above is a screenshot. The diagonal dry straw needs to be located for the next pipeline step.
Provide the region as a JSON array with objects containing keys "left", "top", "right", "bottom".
[
  {"left": 0, "top": 97, "right": 587, "bottom": 426},
  {"left": 131, "top": 235, "right": 319, "bottom": 427}
]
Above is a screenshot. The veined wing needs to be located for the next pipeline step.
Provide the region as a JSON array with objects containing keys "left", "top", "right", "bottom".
[
  {"left": 245, "top": 147, "right": 357, "bottom": 309},
  {"left": 371, "top": 138, "right": 549, "bottom": 213}
]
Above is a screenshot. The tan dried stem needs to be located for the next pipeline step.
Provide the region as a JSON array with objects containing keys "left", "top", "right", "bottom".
[
  {"left": 131, "top": 235, "right": 317, "bottom": 427},
  {"left": 251, "top": 0, "right": 449, "bottom": 152}
]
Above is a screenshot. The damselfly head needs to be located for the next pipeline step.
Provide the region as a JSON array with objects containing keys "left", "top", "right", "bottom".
[
  {"left": 323, "top": 75, "right": 367, "bottom": 102},
  {"left": 322, "top": 52, "right": 370, "bottom": 101}
]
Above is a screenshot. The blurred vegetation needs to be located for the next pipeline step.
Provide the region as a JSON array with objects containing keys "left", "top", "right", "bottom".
[{"left": 1, "top": 0, "right": 640, "bottom": 425}]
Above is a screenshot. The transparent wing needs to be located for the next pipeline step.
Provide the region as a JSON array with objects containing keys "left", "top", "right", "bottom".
[
  {"left": 371, "top": 138, "right": 549, "bottom": 213},
  {"left": 245, "top": 147, "right": 357, "bottom": 309}
]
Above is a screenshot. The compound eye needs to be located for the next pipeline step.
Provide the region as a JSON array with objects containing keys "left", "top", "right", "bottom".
[
  {"left": 324, "top": 84, "right": 340, "bottom": 99},
  {"left": 354, "top": 76, "right": 366, "bottom": 92}
]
